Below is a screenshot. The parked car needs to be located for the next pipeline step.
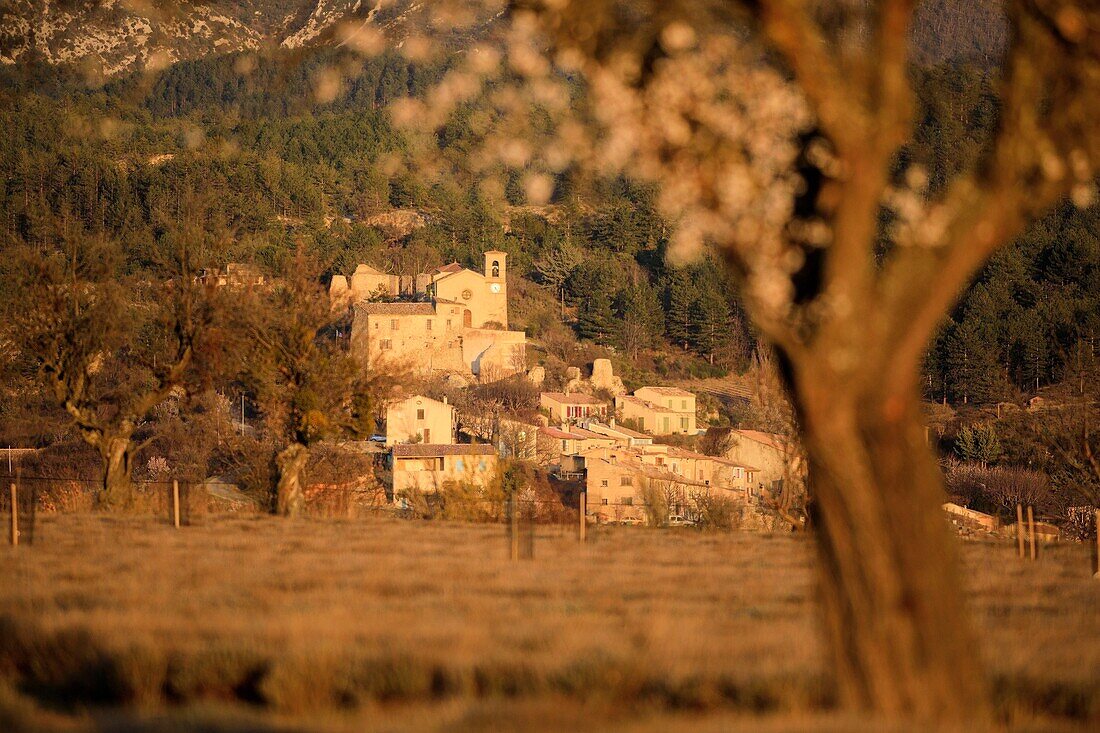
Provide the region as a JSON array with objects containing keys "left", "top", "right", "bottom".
[
  {"left": 666, "top": 515, "right": 695, "bottom": 527},
  {"left": 618, "top": 517, "right": 644, "bottom": 526},
  {"left": 369, "top": 434, "right": 386, "bottom": 443}
]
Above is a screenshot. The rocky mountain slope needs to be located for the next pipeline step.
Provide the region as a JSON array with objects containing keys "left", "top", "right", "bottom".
[
  {"left": 0, "top": 0, "right": 413, "bottom": 76},
  {"left": 1, "top": 0, "right": 1006, "bottom": 79}
]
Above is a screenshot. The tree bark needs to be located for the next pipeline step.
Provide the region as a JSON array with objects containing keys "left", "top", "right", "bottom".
[
  {"left": 275, "top": 442, "right": 309, "bottom": 517},
  {"left": 98, "top": 434, "right": 135, "bottom": 510},
  {"left": 787, "top": 357, "right": 989, "bottom": 722}
]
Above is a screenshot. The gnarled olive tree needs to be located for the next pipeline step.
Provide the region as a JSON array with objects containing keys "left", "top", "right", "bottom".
[{"left": 8, "top": 218, "right": 215, "bottom": 508}]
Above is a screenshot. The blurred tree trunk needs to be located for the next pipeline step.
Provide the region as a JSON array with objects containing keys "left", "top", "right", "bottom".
[
  {"left": 783, "top": 349, "right": 983, "bottom": 718},
  {"left": 275, "top": 442, "right": 309, "bottom": 517}
]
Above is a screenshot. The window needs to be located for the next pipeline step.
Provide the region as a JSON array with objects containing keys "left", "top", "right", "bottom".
[
  {"left": 374, "top": 322, "right": 379, "bottom": 330},
  {"left": 422, "top": 429, "right": 431, "bottom": 443},
  {"left": 735, "top": 468, "right": 742, "bottom": 479},
  {"left": 601, "top": 498, "right": 609, "bottom": 505},
  {"left": 662, "top": 417, "right": 671, "bottom": 433},
  {"left": 562, "top": 440, "right": 568, "bottom": 451},
  {"left": 656, "top": 457, "right": 664, "bottom": 466},
  {"left": 446, "top": 319, "right": 452, "bottom": 329},
  {"left": 426, "top": 320, "right": 433, "bottom": 332},
  {"left": 455, "top": 458, "right": 464, "bottom": 471},
  {"left": 600, "top": 479, "right": 608, "bottom": 487},
  {"left": 416, "top": 409, "right": 425, "bottom": 420},
  {"left": 680, "top": 417, "right": 689, "bottom": 430},
  {"left": 478, "top": 460, "right": 487, "bottom": 472},
  {"left": 621, "top": 497, "right": 633, "bottom": 506},
  {"left": 491, "top": 260, "right": 500, "bottom": 278},
  {"left": 390, "top": 319, "right": 398, "bottom": 330},
  {"left": 620, "top": 476, "right": 633, "bottom": 486},
  {"left": 380, "top": 339, "right": 392, "bottom": 350},
  {"left": 681, "top": 400, "right": 687, "bottom": 410}
]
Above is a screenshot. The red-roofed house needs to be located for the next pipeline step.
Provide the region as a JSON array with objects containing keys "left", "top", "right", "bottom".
[{"left": 540, "top": 392, "right": 609, "bottom": 423}]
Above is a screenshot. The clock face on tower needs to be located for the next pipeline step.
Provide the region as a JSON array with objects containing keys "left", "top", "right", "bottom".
[{"left": 489, "top": 283, "right": 502, "bottom": 293}]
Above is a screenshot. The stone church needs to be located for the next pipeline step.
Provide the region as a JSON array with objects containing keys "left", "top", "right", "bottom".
[{"left": 337, "top": 251, "right": 526, "bottom": 383}]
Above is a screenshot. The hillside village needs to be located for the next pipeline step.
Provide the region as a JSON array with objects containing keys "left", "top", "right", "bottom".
[{"left": 322, "top": 250, "right": 803, "bottom": 528}]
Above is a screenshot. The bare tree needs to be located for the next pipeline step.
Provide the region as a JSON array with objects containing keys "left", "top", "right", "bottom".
[
  {"left": 403, "top": 0, "right": 1100, "bottom": 722},
  {"left": 7, "top": 217, "right": 215, "bottom": 507}
]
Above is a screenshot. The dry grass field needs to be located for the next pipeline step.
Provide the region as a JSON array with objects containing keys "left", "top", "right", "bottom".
[{"left": 0, "top": 514, "right": 1097, "bottom": 732}]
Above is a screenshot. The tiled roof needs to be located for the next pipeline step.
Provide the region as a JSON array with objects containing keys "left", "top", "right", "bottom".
[
  {"left": 569, "top": 427, "right": 611, "bottom": 440},
  {"left": 539, "top": 426, "right": 576, "bottom": 439},
  {"left": 542, "top": 392, "right": 606, "bottom": 405},
  {"left": 357, "top": 302, "right": 436, "bottom": 316},
  {"left": 637, "top": 386, "right": 695, "bottom": 397},
  {"left": 617, "top": 395, "right": 666, "bottom": 411},
  {"left": 392, "top": 444, "right": 497, "bottom": 457},
  {"left": 733, "top": 429, "right": 787, "bottom": 451},
  {"left": 666, "top": 446, "right": 760, "bottom": 471},
  {"left": 610, "top": 424, "right": 650, "bottom": 439}
]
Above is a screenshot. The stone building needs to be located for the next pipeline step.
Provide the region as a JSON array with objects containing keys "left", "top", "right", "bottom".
[
  {"left": 343, "top": 252, "right": 525, "bottom": 383},
  {"left": 615, "top": 386, "right": 698, "bottom": 435},
  {"left": 539, "top": 392, "right": 608, "bottom": 423},
  {"left": 385, "top": 395, "right": 455, "bottom": 446},
  {"left": 329, "top": 264, "right": 400, "bottom": 305},
  {"left": 427, "top": 251, "right": 510, "bottom": 328},
  {"left": 390, "top": 444, "right": 499, "bottom": 499}
]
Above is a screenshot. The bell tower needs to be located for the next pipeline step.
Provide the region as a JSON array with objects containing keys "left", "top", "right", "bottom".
[{"left": 484, "top": 250, "right": 508, "bottom": 328}]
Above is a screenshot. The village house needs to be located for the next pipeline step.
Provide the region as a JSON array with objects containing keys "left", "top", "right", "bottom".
[
  {"left": 329, "top": 263, "right": 399, "bottom": 303},
  {"left": 562, "top": 441, "right": 758, "bottom": 524},
  {"left": 615, "top": 386, "right": 698, "bottom": 435},
  {"left": 539, "top": 392, "right": 608, "bottom": 423},
  {"left": 581, "top": 447, "right": 752, "bottom": 525},
  {"left": 536, "top": 419, "right": 651, "bottom": 471},
  {"left": 385, "top": 394, "right": 455, "bottom": 446},
  {"left": 580, "top": 420, "right": 653, "bottom": 447},
  {"left": 389, "top": 444, "right": 499, "bottom": 500},
  {"left": 722, "top": 428, "right": 802, "bottom": 494},
  {"left": 537, "top": 425, "right": 618, "bottom": 475}
]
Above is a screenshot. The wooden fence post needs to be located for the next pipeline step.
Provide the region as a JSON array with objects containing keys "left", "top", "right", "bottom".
[
  {"left": 9, "top": 483, "right": 17, "bottom": 547},
  {"left": 172, "top": 480, "right": 181, "bottom": 529},
  {"left": 1094, "top": 509, "right": 1099, "bottom": 579},
  {"left": 1016, "top": 503, "right": 1025, "bottom": 559},
  {"left": 1027, "top": 505, "right": 1037, "bottom": 561},
  {"left": 509, "top": 495, "right": 519, "bottom": 561},
  {"left": 578, "top": 491, "right": 586, "bottom": 543}
]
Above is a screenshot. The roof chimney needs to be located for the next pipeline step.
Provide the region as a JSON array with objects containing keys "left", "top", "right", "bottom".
[{"left": 443, "top": 395, "right": 449, "bottom": 405}]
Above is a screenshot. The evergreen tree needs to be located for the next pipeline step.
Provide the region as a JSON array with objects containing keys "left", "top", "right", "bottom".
[
  {"left": 664, "top": 269, "right": 695, "bottom": 349},
  {"left": 615, "top": 280, "right": 664, "bottom": 358},
  {"left": 690, "top": 287, "right": 732, "bottom": 363},
  {"left": 945, "top": 287, "right": 1008, "bottom": 404},
  {"left": 577, "top": 288, "right": 616, "bottom": 344}
]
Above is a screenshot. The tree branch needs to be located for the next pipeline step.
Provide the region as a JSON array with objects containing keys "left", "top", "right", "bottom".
[{"left": 753, "top": 0, "right": 869, "bottom": 155}]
